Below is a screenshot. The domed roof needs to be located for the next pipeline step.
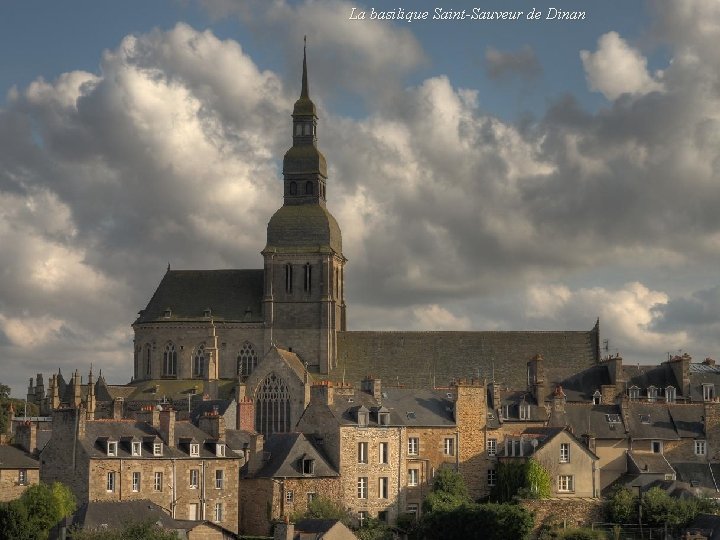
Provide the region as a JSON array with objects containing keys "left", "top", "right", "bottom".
[{"left": 266, "top": 204, "right": 342, "bottom": 254}]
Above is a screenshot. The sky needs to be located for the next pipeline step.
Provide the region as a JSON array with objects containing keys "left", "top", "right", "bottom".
[{"left": 2, "top": 0, "right": 720, "bottom": 397}]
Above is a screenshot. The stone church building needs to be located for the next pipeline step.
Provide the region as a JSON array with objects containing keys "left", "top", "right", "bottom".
[{"left": 130, "top": 47, "right": 600, "bottom": 437}]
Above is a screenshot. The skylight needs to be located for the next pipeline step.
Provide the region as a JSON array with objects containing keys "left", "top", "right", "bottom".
[
  {"left": 639, "top": 414, "right": 651, "bottom": 424},
  {"left": 606, "top": 414, "right": 621, "bottom": 423}
]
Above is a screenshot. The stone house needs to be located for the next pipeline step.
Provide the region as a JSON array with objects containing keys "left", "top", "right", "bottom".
[
  {"left": 40, "top": 405, "right": 241, "bottom": 534},
  {"left": 0, "top": 442, "right": 39, "bottom": 502}
]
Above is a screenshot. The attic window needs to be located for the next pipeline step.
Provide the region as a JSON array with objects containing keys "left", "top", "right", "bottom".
[
  {"left": 488, "top": 412, "right": 495, "bottom": 420},
  {"left": 446, "top": 393, "right": 453, "bottom": 400},
  {"left": 519, "top": 403, "right": 531, "bottom": 420},
  {"left": 190, "top": 443, "right": 200, "bottom": 457},
  {"left": 703, "top": 384, "right": 715, "bottom": 402},
  {"left": 107, "top": 441, "right": 118, "bottom": 457},
  {"left": 666, "top": 386, "right": 676, "bottom": 403},
  {"left": 606, "top": 414, "right": 621, "bottom": 423},
  {"left": 640, "top": 414, "right": 651, "bottom": 425},
  {"left": 164, "top": 308, "right": 172, "bottom": 318},
  {"left": 406, "top": 411, "right": 416, "bottom": 420},
  {"left": 302, "top": 458, "right": 315, "bottom": 475},
  {"left": 593, "top": 391, "right": 602, "bottom": 405},
  {"left": 131, "top": 441, "right": 141, "bottom": 456},
  {"left": 216, "top": 443, "right": 226, "bottom": 457},
  {"left": 647, "top": 386, "right": 657, "bottom": 402},
  {"left": 629, "top": 386, "right": 640, "bottom": 400},
  {"left": 501, "top": 405, "right": 510, "bottom": 419},
  {"left": 204, "top": 308, "right": 212, "bottom": 318},
  {"left": 358, "top": 410, "right": 369, "bottom": 427},
  {"left": 153, "top": 442, "right": 163, "bottom": 456},
  {"left": 378, "top": 412, "right": 390, "bottom": 426}
]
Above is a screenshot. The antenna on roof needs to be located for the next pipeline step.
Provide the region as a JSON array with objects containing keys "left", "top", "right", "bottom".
[{"left": 167, "top": 262, "right": 171, "bottom": 272}]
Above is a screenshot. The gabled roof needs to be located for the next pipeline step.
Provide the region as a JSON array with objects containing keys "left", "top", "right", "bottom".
[
  {"left": 668, "top": 404, "right": 704, "bottom": 438},
  {"left": 553, "top": 403, "right": 627, "bottom": 439},
  {"left": 624, "top": 403, "right": 680, "bottom": 440},
  {"left": 254, "top": 432, "right": 338, "bottom": 478},
  {"left": 0, "top": 445, "right": 39, "bottom": 469},
  {"left": 498, "top": 390, "right": 546, "bottom": 422},
  {"left": 135, "top": 269, "right": 263, "bottom": 323},
  {"left": 547, "top": 365, "right": 611, "bottom": 402},
  {"left": 627, "top": 451, "right": 675, "bottom": 475},
  {"left": 72, "top": 500, "right": 179, "bottom": 530},
  {"left": 333, "top": 323, "right": 599, "bottom": 389},
  {"left": 623, "top": 364, "right": 680, "bottom": 395}
]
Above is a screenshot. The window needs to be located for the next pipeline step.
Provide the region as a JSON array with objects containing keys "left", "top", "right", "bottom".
[
  {"left": 163, "top": 342, "right": 177, "bottom": 376},
  {"left": 666, "top": 386, "right": 676, "bottom": 403},
  {"left": 255, "top": 372, "right": 292, "bottom": 436},
  {"left": 358, "top": 511, "right": 368, "bottom": 527},
  {"left": 304, "top": 263, "right": 312, "bottom": 292},
  {"left": 406, "top": 503, "right": 419, "bottom": 517},
  {"left": 593, "top": 391, "right": 602, "bottom": 405},
  {"left": 289, "top": 182, "right": 297, "bottom": 196},
  {"left": 188, "top": 503, "right": 199, "bottom": 521},
  {"left": 501, "top": 404, "right": 510, "bottom": 419},
  {"left": 154, "top": 472, "right": 163, "bottom": 492},
  {"left": 444, "top": 438, "right": 455, "bottom": 456},
  {"left": 295, "top": 123, "right": 302, "bottom": 136},
  {"left": 487, "top": 469, "right": 497, "bottom": 487},
  {"left": 106, "top": 472, "right": 115, "bottom": 492},
  {"left": 358, "top": 442, "right": 368, "bottom": 464},
  {"left": 357, "top": 477, "right": 368, "bottom": 499},
  {"left": 378, "top": 412, "right": 390, "bottom": 426},
  {"left": 216, "top": 444, "right": 226, "bottom": 457},
  {"left": 18, "top": 470, "right": 28, "bottom": 485},
  {"left": 606, "top": 414, "right": 621, "bottom": 424},
  {"left": 237, "top": 342, "right": 258, "bottom": 377},
  {"left": 704, "top": 384, "right": 715, "bottom": 402},
  {"left": 131, "top": 441, "right": 141, "bottom": 456},
  {"left": 379, "top": 477, "right": 389, "bottom": 499},
  {"left": 651, "top": 440, "right": 663, "bottom": 454},
  {"left": 285, "top": 263, "right": 293, "bottom": 292},
  {"left": 640, "top": 414, "right": 651, "bottom": 425},
  {"left": 145, "top": 345, "right": 151, "bottom": 376},
  {"left": 519, "top": 403, "right": 531, "bottom": 420},
  {"left": 695, "top": 440, "right": 707, "bottom": 456},
  {"left": 285, "top": 490, "right": 294, "bottom": 503},
  {"left": 358, "top": 410, "right": 369, "bottom": 427},
  {"left": 557, "top": 475, "right": 574, "bottom": 492},
  {"left": 379, "top": 442, "right": 389, "bottom": 464},
  {"left": 378, "top": 511, "right": 388, "bottom": 523},
  {"left": 647, "top": 386, "right": 657, "bottom": 402},
  {"left": 487, "top": 438, "right": 497, "bottom": 457},
  {"left": 305, "top": 181, "right": 313, "bottom": 195},
  {"left": 153, "top": 442, "right": 163, "bottom": 456},
  {"left": 190, "top": 469, "right": 199, "bottom": 489},
  {"left": 629, "top": 386, "right": 640, "bottom": 400},
  {"left": 302, "top": 458, "right": 315, "bottom": 475},
  {"left": 408, "top": 468, "right": 419, "bottom": 486},
  {"left": 193, "top": 344, "right": 205, "bottom": 377},
  {"left": 132, "top": 471, "right": 141, "bottom": 492},
  {"left": 215, "top": 469, "right": 224, "bottom": 489},
  {"left": 107, "top": 441, "right": 117, "bottom": 457},
  {"left": 560, "top": 443, "right": 570, "bottom": 463},
  {"left": 307, "top": 492, "right": 317, "bottom": 504},
  {"left": 214, "top": 502, "right": 223, "bottom": 522},
  {"left": 408, "top": 437, "right": 419, "bottom": 455},
  {"left": 189, "top": 443, "right": 199, "bottom": 457}
]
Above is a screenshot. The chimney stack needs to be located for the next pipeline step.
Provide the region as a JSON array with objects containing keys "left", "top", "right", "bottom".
[{"left": 159, "top": 409, "right": 176, "bottom": 447}]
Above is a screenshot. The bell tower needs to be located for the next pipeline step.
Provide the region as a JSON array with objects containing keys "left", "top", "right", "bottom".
[{"left": 262, "top": 40, "right": 346, "bottom": 374}]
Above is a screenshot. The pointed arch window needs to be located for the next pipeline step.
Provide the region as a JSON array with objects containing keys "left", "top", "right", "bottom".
[
  {"left": 285, "top": 264, "right": 293, "bottom": 293},
  {"left": 305, "top": 181, "right": 313, "bottom": 195},
  {"left": 289, "top": 182, "right": 297, "bottom": 196},
  {"left": 237, "top": 342, "right": 258, "bottom": 377},
  {"left": 163, "top": 343, "right": 177, "bottom": 376},
  {"left": 193, "top": 345, "right": 206, "bottom": 378},
  {"left": 255, "top": 373, "right": 291, "bottom": 436}
]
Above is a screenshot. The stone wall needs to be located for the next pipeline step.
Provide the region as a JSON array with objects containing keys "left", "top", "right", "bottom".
[
  {"left": 0, "top": 468, "right": 39, "bottom": 501},
  {"left": 521, "top": 497, "right": 605, "bottom": 536}
]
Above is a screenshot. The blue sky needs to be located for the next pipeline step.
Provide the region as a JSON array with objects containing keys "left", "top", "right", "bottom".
[{"left": 2, "top": 0, "right": 720, "bottom": 396}]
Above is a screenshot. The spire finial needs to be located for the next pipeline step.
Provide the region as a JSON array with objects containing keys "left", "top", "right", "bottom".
[{"left": 301, "top": 35, "right": 309, "bottom": 99}]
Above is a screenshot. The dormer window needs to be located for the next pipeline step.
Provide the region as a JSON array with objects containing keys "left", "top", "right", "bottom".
[
  {"left": 593, "top": 391, "right": 602, "bottom": 405},
  {"left": 629, "top": 386, "right": 640, "bottom": 400},
  {"left": 665, "top": 386, "right": 676, "bottom": 403},
  {"left": 357, "top": 408, "right": 369, "bottom": 427},
  {"left": 703, "top": 384, "right": 715, "bottom": 402},
  {"left": 153, "top": 442, "right": 163, "bottom": 456},
  {"left": 131, "top": 441, "right": 141, "bottom": 456},
  {"left": 647, "top": 386, "right": 657, "bottom": 402},
  {"left": 519, "top": 403, "right": 531, "bottom": 420},
  {"left": 164, "top": 308, "right": 172, "bottom": 318},
  {"left": 190, "top": 443, "right": 200, "bottom": 457},
  {"left": 378, "top": 412, "right": 390, "bottom": 426},
  {"left": 216, "top": 443, "right": 226, "bottom": 457},
  {"left": 501, "top": 405, "right": 510, "bottom": 419},
  {"left": 107, "top": 441, "right": 118, "bottom": 457},
  {"left": 302, "top": 458, "right": 315, "bottom": 475},
  {"left": 640, "top": 414, "right": 651, "bottom": 425}
]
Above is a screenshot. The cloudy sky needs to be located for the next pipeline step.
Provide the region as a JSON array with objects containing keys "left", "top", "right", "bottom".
[{"left": 2, "top": 0, "right": 720, "bottom": 397}]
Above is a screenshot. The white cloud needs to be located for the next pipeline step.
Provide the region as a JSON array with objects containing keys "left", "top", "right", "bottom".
[{"left": 580, "top": 31, "right": 664, "bottom": 100}]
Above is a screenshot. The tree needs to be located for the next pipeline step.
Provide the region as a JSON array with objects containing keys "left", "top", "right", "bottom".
[
  {"left": 291, "top": 496, "right": 353, "bottom": 527},
  {"left": 0, "top": 382, "right": 10, "bottom": 400},
  {"left": 422, "top": 468, "right": 471, "bottom": 513},
  {"left": 422, "top": 502, "right": 534, "bottom": 540},
  {"left": 18, "top": 482, "right": 76, "bottom": 540},
  {"left": 490, "top": 459, "right": 551, "bottom": 502},
  {"left": 605, "top": 487, "right": 638, "bottom": 524},
  {"left": 355, "top": 517, "right": 393, "bottom": 540},
  {"left": 0, "top": 499, "right": 31, "bottom": 540}
]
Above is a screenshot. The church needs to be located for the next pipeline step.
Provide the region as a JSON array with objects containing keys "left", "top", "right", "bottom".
[{"left": 129, "top": 46, "right": 600, "bottom": 436}]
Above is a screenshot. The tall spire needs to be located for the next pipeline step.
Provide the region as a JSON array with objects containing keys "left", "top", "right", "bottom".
[{"left": 301, "top": 35, "right": 309, "bottom": 99}]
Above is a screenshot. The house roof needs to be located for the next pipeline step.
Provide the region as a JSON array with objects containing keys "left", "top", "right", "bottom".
[
  {"left": 668, "top": 404, "right": 704, "bottom": 438},
  {"left": 333, "top": 323, "right": 599, "bottom": 389},
  {"left": 623, "top": 364, "right": 681, "bottom": 395},
  {"left": 122, "top": 379, "right": 236, "bottom": 402},
  {"left": 627, "top": 451, "right": 675, "bottom": 475},
  {"left": 547, "top": 365, "right": 611, "bottom": 402},
  {"left": 672, "top": 462, "right": 719, "bottom": 491},
  {"left": 553, "top": 404, "right": 627, "bottom": 439},
  {"left": 498, "top": 390, "right": 546, "bottom": 422},
  {"left": 624, "top": 403, "right": 680, "bottom": 440},
  {"left": 689, "top": 363, "right": 720, "bottom": 401},
  {"left": 72, "top": 500, "right": 179, "bottom": 530},
  {"left": 0, "top": 445, "right": 39, "bottom": 469},
  {"left": 135, "top": 269, "right": 264, "bottom": 323},
  {"left": 254, "top": 432, "right": 338, "bottom": 478}
]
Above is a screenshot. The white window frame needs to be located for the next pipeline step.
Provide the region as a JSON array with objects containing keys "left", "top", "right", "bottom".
[
  {"left": 559, "top": 443, "right": 570, "bottom": 463},
  {"left": 190, "top": 443, "right": 200, "bottom": 457},
  {"left": 443, "top": 437, "right": 455, "bottom": 456},
  {"left": 285, "top": 490, "right": 294, "bottom": 503},
  {"left": 132, "top": 471, "right": 141, "bottom": 492},
  {"left": 216, "top": 443, "right": 226, "bottom": 457},
  {"left": 131, "top": 441, "right": 141, "bottom": 456},
  {"left": 107, "top": 441, "right": 117, "bottom": 457},
  {"left": 215, "top": 469, "right": 224, "bottom": 489},
  {"left": 519, "top": 404, "right": 530, "bottom": 420},
  {"left": 695, "top": 440, "right": 707, "bottom": 456},
  {"left": 666, "top": 386, "right": 676, "bottom": 403},
  {"left": 154, "top": 471, "right": 163, "bottom": 492},
  {"left": 557, "top": 475, "right": 574, "bottom": 493},
  {"left": 592, "top": 391, "right": 602, "bottom": 405},
  {"left": 487, "top": 438, "right": 497, "bottom": 457},
  {"left": 408, "top": 468, "right": 419, "bottom": 487},
  {"left": 408, "top": 437, "right": 419, "bottom": 456},
  {"left": 18, "top": 469, "right": 28, "bottom": 485},
  {"left": 406, "top": 503, "right": 419, "bottom": 517},
  {"left": 190, "top": 469, "right": 199, "bottom": 489},
  {"left": 704, "top": 384, "right": 715, "bottom": 402},
  {"left": 629, "top": 386, "right": 640, "bottom": 400},
  {"left": 358, "top": 442, "right": 368, "bottom": 464},
  {"left": 106, "top": 472, "right": 115, "bottom": 492},
  {"left": 379, "top": 477, "right": 389, "bottom": 499},
  {"left": 647, "top": 386, "right": 657, "bottom": 402},
  {"left": 153, "top": 442, "right": 163, "bottom": 456},
  {"left": 488, "top": 469, "right": 497, "bottom": 487},
  {"left": 357, "top": 477, "right": 368, "bottom": 499},
  {"left": 379, "top": 442, "right": 389, "bottom": 464},
  {"left": 214, "top": 502, "right": 223, "bottom": 522}
]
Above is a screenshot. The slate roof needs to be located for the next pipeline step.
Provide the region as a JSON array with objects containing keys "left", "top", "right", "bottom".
[
  {"left": 672, "top": 462, "right": 719, "bottom": 491},
  {"left": 548, "top": 365, "right": 611, "bottom": 402},
  {"left": 689, "top": 363, "right": 720, "bottom": 401},
  {"left": 135, "top": 269, "right": 264, "bottom": 323},
  {"left": 254, "top": 432, "right": 338, "bottom": 478},
  {"left": 668, "top": 404, "right": 704, "bottom": 438},
  {"left": 266, "top": 204, "right": 342, "bottom": 254},
  {"left": 553, "top": 404, "right": 627, "bottom": 439},
  {"left": 624, "top": 403, "right": 680, "bottom": 440},
  {"left": 627, "top": 451, "right": 675, "bottom": 475},
  {"left": 72, "top": 500, "right": 179, "bottom": 530},
  {"left": 0, "top": 445, "right": 39, "bottom": 469},
  {"left": 498, "top": 390, "right": 546, "bottom": 422},
  {"left": 623, "top": 364, "right": 681, "bottom": 396},
  {"left": 123, "top": 379, "right": 236, "bottom": 402},
  {"left": 327, "top": 388, "right": 455, "bottom": 427},
  {"left": 333, "top": 323, "right": 599, "bottom": 389},
  {"left": 189, "top": 399, "right": 235, "bottom": 425},
  {"left": 295, "top": 518, "right": 343, "bottom": 534}
]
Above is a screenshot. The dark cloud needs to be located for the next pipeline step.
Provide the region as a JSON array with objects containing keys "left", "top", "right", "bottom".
[{"left": 484, "top": 46, "right": 542, "bottom": 81}]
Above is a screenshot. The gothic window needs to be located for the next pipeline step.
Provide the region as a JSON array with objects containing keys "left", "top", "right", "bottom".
[
  {"left": 255, "top": 373, "right": 291, "bottom": 436},
  {"left": 285, "top": 263, "right": 293, "bottom": 293},
  {"left": 289, "top": 182, "right": 297, "bottom": 195},
  {"left": 163, "top": 342, "right": 177, "bottom": 376},
  {"left": 304, "top": 123, "right": 311, "bottom": 136},
  {"left": 193, "top": 345, "right": 206, "bottom": 378},
  {"left": 305, "top": 181, "right": 313, "bottom": 195},
  {"left": 237, "top": 342, "right": 258, "bottom": 377},
  {"left": 295, "top": 123, "right": 302, "bottom": 136},
  {"left": 145, "top": 345, "right": 151, "bottom": 376},
  {"left": 304, "top": 263, "right": 312, "bottom": 292}
]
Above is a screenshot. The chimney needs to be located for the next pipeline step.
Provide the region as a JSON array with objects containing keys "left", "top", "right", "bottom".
[
  {"left": 247, "top": 433, "right": 265, "bottom": 476},
  {"left": 86, "top": 369, "right": 96, "bottom": 421},
  {"left": 362, "top": 376, "right": 382, "bottom": 400},
  {"left": 310, "top": 381, "right": 334, "bottom": 406},
  {"left": 16, "top": 422, "right": 38, "bottom": 454},
  {"left": 112, "top": 398, "right": 124, "bottom": 420},
  {"left": 72, "top": 370, "right": 82, "bottom": 408},
  {"left": 49, "top": 374, "right": 60, "bottom": 410},
  {"left": 528, "top": 354, "right": 547, "bottom": 403},
  {"left": 274, "top": 516, "right": 295, "bottom": 540},
  {"left": 237, "top": 397, "right": 255, "bottom": 431},
  {"left": 159, "top": 409, "right": 176, "bottom": 447},
  {"left": 136, "top": 406, "right": 160, "bottom": 427},
  {"left": 668, "top": 353, "right": 692, "bottom": 398},
  {"left": 552, "top": 385, "right": 566, "bottom": 414},
  {"left": 198, "top": 408, "right": 226, "bottom": 440}
]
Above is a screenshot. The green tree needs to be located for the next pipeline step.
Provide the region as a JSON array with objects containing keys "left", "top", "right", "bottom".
[
  {"left": 291, "top": 496, "right": 353, "bottom": 527},
  {"left": 0, "top": 499, "right": 31, "bottom": 540},
  {"left": 490, "top": 459, "right": 551, "bottom": 502},
  {"left": 0, "top": 382, "right": 10, "bottom": 400},
  {"left": 422, "top": 502, "right": 534, "bottom": 540},
  {"left": 605, "top": 486, "right": 638, "bottom": 524},
  {"left": 355, "top": 517, "right": 393, "bottom": 540},
  {"left": 422, "top": 468, "right": 471, "bottom": 513},
  {"left": 18, "top": 482, "right": 76, "bottom": 539}
]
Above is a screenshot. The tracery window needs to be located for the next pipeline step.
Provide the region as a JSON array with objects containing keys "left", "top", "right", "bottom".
[
  {"left": 237, "top": 342, "right": 258, "bottom": 377},
  {"left": 193, "top": 344, "right": 205, "bottom": 378},
  {"left": 255, "top": 372, "right": 291, "bottom": 436},
  {"left": 163, "top": 342, "right": 177, "bottom": 376}
]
